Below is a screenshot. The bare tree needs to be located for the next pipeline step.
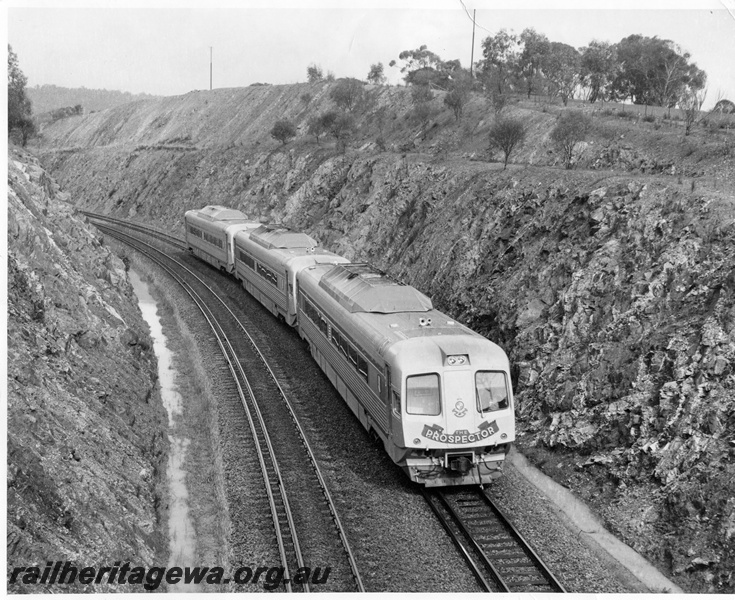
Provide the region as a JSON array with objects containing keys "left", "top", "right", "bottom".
[
  {"left": 679, "top": 87, "right": 708, "bottom": 135},
  {"left": 489, "top": 90, "right": 508, "bottom": 116},
  {"left": 488, "top": 118, "right": 526, "bottom": 169},
  {"left": 443, "top": 71, "right": 473, "bottom": 122},
  {"left": 330, "top": 113, "right": 356, "bottom": 152},
  {"left": 550, "top": 110, "right": 592, "bottom": 168}
]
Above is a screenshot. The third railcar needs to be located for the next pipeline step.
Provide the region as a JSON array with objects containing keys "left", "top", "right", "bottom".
[{"left": 184, "top": 205, "right": 260, "bottom": 273}]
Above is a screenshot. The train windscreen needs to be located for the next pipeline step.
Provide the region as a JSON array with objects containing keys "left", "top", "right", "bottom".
[
  {"left": 406, "top": 373, "right": 441, "bottom": 415},
  {"left": 475, "top": 371, "right": 509, "bottom": 413}
]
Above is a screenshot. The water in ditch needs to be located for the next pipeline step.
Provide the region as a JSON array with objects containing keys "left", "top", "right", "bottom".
[{"left": 129, "top": 269, "right": 200, "bottom": 592}]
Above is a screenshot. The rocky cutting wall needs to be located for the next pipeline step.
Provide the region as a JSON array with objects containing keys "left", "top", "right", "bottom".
[{"left": 7, "top": 148, "right": 169, "bottom": 592}]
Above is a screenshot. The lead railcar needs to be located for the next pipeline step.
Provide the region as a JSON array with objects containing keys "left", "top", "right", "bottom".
[{"left": 296, "top": 263, "right": 515, "bottom": 487}]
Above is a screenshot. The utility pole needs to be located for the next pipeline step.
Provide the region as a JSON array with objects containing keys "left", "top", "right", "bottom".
[
  {"left": 210, "top": 46, "right": 213, "bottom": 90},
  {"left": 470, "top": 9, "right": 476, "bottom": 77}
]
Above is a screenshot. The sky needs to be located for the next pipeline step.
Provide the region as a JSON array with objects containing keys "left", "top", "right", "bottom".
[{"left": 5, "top": 0, "right": 735, "bottom": 110}]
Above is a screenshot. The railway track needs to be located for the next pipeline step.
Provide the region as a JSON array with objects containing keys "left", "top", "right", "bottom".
[
  {"left": 94, "top": 219, "right": 364, "bottom": 592},
  {"left": 423, "top": 487, "right": 565, "bottom": 593},
  {"left": 81, "top": 211, "right": 185, "bottom": 249}
]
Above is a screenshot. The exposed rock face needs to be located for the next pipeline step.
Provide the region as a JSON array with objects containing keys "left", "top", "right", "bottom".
[
  {"left": 34, "top": 84, "right": 735, "bottom": 592},
  {"left": 7, "top": 148, "right": 168, "bottom": 592}
]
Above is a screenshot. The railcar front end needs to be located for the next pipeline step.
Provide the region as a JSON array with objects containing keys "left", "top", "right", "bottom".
[{"left": 384, "top": 336, "right": 515, "bottom": 487}]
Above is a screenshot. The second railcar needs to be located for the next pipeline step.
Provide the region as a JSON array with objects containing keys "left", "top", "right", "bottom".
[{"left": 233, "top": 224, "right": 348, "bottom": 325}]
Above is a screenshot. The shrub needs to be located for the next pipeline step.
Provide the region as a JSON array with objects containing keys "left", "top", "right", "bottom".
[
  {"left": 643, "top": 114, "right": 656, "bottom": 123},
  {"left": 307, "top": 111, "right": 338, "bottom": 144},
  {"left": 367, "top": 63, "right": 387, "bottom": 85},
  {"left": 330, "top": 113, "right": 356, "bottom": 151},
  {"left": 330, "top": 78, "right": 365, "bottom": 112},
  {"left": 550, "top": 110, "right": 592, "bottom": 169},
  {"left": 411, "top": 85, "right": 433, "bottom": 104},
  {"left": 307, "top": 64, "right": 323, "bottom": 83},
  {"left": 488, "top": 118, "right": 526, "bottom": 169},
  {"left": 270, "top": 119, "right": 297, "bottom": 145},
  {"left": 490, "top": 91, "right": 508, "bottom": 116},
  {"left": 617, "top": 109, "right": 636, "bottom": 120},
  {"left": 443, "top": 72, "right": 473, "bottom": 122},
  {"left": 410, "top": 84, "right": 436, "bottom": 139}
]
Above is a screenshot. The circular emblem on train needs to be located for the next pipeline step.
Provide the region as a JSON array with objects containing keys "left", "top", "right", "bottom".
[{"left": 453, "top": 400, "right": 467, "bottom": 418}]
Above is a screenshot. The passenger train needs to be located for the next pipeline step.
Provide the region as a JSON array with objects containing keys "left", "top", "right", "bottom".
[{"left": 185, "top": 205, "right": 515, "bottom": 487}]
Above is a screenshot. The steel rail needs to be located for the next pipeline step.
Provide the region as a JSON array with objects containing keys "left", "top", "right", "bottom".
[
  {"left": 480, "top": 490, "right": 566, "bottom": 592},
  {"left": 98, "top": 220, "right": 365, "bottom": 592},
  {"left": 421, "top": 489, "right": 495, "bottom": 592},
  {"left": 81, "top": 211, "right": 185, "bottom": 249},
  {"left": 100, "top": 225, "right": 305, "bottom": 591},
  {"left": 424, "top": 488, "right": 566, "bottom": 593}
]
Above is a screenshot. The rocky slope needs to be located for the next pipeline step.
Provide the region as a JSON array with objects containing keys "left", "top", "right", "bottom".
[
  {"left": 34, "top": 82, "right": 735, "bottom": 593},
  {"left": 7, "top": 148, "right": 169, "bottom": 592}
]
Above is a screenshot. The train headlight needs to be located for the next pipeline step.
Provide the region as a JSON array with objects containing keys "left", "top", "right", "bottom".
[
  {"left": 446, "top": 354, "right": 468, "bottom": 366},
  {"left": 501, "top": 433, "right": 507, "bottom": 440},
  {"left": 413, "top": 438, "right": 421, "bottom": 445}
]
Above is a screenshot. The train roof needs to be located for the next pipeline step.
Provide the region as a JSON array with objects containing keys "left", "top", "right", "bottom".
[
  {"left": 250, "top": 224, "right": 319, "bottom": 250},
  {"left": 319, "top": 263, "right": 433, "bottom": 314},
  {"left": 299, "top": 263, "right": 504, "bottom": 361},
  {"left": 188, "top": 205, "right": 251, "bottom": 222}
]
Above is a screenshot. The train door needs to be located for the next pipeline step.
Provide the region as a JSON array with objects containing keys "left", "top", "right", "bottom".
[
  {"left": 386, "top": 365, "right": 401, "bottom": 442},
  {"left": 382, "top": 366, "right": 391, "bottom": 435}
]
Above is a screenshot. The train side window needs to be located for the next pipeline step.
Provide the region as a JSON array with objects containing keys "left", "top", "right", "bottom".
[
  {"left": 333, "top": 330, "right": 344, "bottom": 355},
  {"left": 238, "top": 250, "right": 255, "bottom": 269},
  {"left": 475, "top": 371, "right": 509, "bottom": 413},
  {"left": 356, "top": 355, "right": 368, "bottom": 380},
  {"left": 406, "top": 373, "right": 441, "bottom": 416}
]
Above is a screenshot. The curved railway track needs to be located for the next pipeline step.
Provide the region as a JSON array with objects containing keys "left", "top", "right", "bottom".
[
  {"left": 92, "top": 218, "right": 364, "bottom": 592},
  {"left": 86, "top": 212, "right": 566, "bottom": 594},
  {"left": 423, "top": 488, "right": 565, "bottom": 593}
]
